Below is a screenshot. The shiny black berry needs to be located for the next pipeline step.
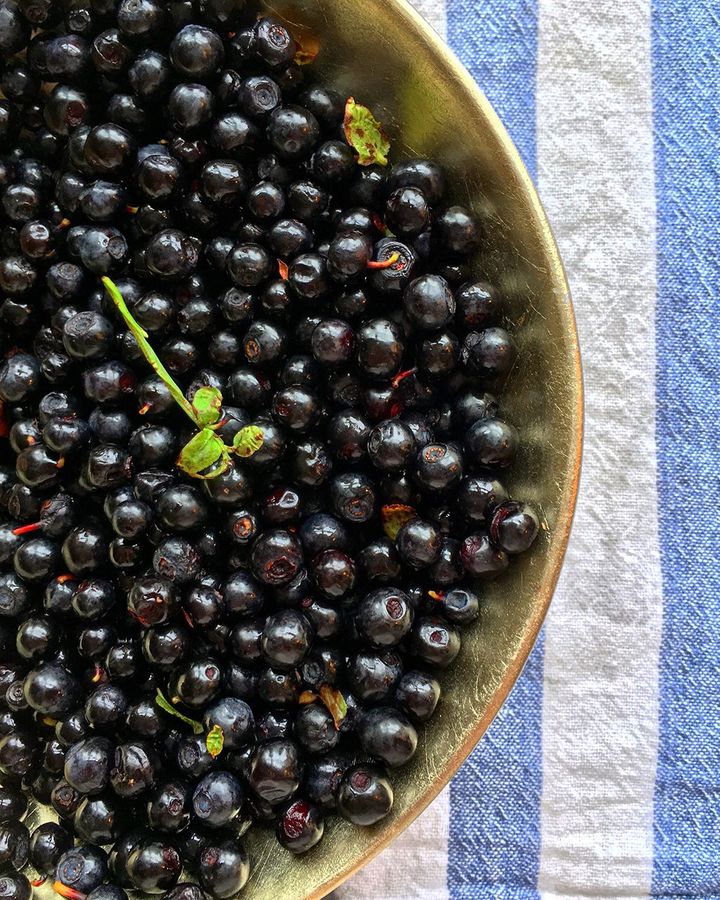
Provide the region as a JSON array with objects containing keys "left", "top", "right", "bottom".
[{"left": 336, "top": 764, "right": 393, "bottom": 826}]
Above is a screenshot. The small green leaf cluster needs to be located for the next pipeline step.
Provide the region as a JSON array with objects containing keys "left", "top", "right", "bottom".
[{"left": 102, "top": 277, "right": 264, "bottom": 480}]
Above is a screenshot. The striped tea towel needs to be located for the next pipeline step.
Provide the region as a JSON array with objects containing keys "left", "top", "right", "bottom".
[{"left": 337, "top": 0, "right": 720, "bottom": 897}]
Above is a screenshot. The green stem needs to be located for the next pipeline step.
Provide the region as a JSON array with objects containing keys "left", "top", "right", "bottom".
[
  {"left": 154, "top": 688, "right": 203, "bottom": 734},
  {"left": 101, "top": 276, "right": 201, "bottom": 429}
]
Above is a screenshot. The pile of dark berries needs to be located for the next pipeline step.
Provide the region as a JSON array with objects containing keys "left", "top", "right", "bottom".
[{"left": 0, "top": 0, "right": 540, "bottom": 895}]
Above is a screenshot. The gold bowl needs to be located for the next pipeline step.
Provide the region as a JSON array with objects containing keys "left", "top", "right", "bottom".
[
  {"left": 237, "top": 0, "right": 584, "bottom": 896},
  {"left": 30, "top": 1, "right": 581, "bottom": 896}
]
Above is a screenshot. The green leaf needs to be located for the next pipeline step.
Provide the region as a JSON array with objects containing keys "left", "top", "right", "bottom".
[
  {"left": 319, "top": 684, "right": 348, "bottom": 730},
  {"left": 191, "top": 386, "right": 223, "bottom": 426},
  {"left": 343, "top": 97, "right": 390, "bottom": 167},
  {"left": 205, "top": 724, "right": 224, "bottom": 758},
  {"left": 154, "top": 688, "right": 203, "bottom": 734},
  {"left": 232, "top": 425, "right": 264, "bottom": 459},
  {"left": 177, "top": 428, "right": 230, "bottom": 480}
]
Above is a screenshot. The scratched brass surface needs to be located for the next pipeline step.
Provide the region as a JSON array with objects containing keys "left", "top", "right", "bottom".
[
  {"left": 30, "top": 1, "right": 582, "bottom": 897},
  {"left": 239, "top": 0, "right": 584, "bottom": 896}
]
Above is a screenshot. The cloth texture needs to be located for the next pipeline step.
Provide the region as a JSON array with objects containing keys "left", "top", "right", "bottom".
[{"left": 337, "top": 0, "right": 720, "bottom": 897}]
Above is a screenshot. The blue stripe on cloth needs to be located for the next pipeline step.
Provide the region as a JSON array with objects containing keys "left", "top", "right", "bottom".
[
  {"left": 651, "top": 0, "right": 720, "bottom": 895},
  {"left": 447, "top": 0, "right": 538, "bottom": 173},
  {"left": 446, "top": 1, "right": 542, "bottom": 897}
]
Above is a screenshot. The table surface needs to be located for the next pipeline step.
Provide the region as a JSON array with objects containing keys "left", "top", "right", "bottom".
[{"left": 337, "top": 0, "right": 720, "bottom": 897}]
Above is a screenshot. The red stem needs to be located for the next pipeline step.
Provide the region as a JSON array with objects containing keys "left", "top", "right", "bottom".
[
  {"left": 391, "top": 367, "right": 417, "bottom": 390},
  {"left": 12, "top": 522, "right": 41, "bottom": 536},
  {"left": 367, "top": 251, "right": 401, "bottom": 270},
  {"left": 53, "top": 883, "right": 86, "bottom": 900}
]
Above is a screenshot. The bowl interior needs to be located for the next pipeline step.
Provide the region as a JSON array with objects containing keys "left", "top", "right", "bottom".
[
  {"left": 237, "top": 0, "right": 583, "bottom": 896},
  {"left": 24, "top": 1, "right": 582, "bottom": 896}
]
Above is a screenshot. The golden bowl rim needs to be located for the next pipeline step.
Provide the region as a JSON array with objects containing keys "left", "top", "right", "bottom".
[{"left": 300, "top": 1, "right": 584, "bottom": 895}]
